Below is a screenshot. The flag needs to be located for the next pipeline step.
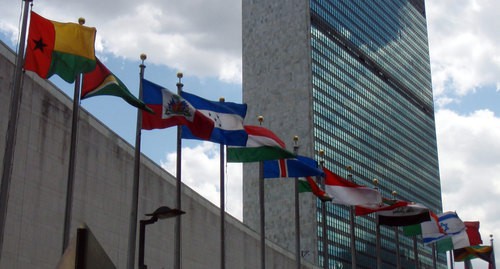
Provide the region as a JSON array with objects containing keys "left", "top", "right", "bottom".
[
  {"left": 82, "top": 58, "right": 152, "bottom": 113},
  {"left": 24, "top": 11, "right": 96, "bottom": 83},
  {"left": 141, "top": 78, "right": 213, "bottom": 139},
  {"left": 263, "top": 155, "right": 324, "bottom": 178},
  {"left": 323, "top": 167, "right": 381, "bottom": 206},
  {"left": 437, "top": 221, "right": 482, "bottom": 252},
  {"left": 438, "top": 211, "right": 466, "bottom": 235},
  {"left": 181, "top": 91, "right": 247, "bottom": 146},
  {"left": 403, "top": 211, "right": 445, "bottom": 244},
  {"left": 377, "top": 202, "right": 430, "bottom": 227},
  {"left": 226, "top": 125, "right": 295, "bottom": 162},
  {"left": 454, "top": 245, "right": 493, "bottom": 263},
  {"left": 355, "top": 197, "right": 409, "bottom": 216},
  {"left": 299, "top": 177, "right": 332, "bottom": 202}
]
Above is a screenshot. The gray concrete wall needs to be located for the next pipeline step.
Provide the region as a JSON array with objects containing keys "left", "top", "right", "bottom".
[
  {"left": 242, "top": 0, "right": 319, "bottom": 265},
  {"left": 0, "top": 41, "right": 320, "bottom": 269}
]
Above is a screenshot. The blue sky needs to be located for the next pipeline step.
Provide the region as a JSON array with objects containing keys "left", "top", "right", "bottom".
[{"left": 1, "top": 1, "right": 500, "bottom": 268}]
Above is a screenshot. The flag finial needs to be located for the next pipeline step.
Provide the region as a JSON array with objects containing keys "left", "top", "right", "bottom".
[
  {"left": 392, "top": 190, "right": 397, "bottom": 198},
  {"left": 219, "top": 97, "right": 225, "bottom": 102},
  {"left": 177, "top": 72, "right": 183, "bottom": 85},
  {"left": 78, "top": 17, "right": 85, "bottom": 25},
  {"left": 346, "top": 166, "right": 353, "bottom": 182},
  {"left": 373, "top": 178, "right": 378, "bottom": 186},
  {"left": 258, "top": 115, "right": 264, "bottom": 125},
  {"left": 140, "top": 54, "right": 147, "bottom": 67}
]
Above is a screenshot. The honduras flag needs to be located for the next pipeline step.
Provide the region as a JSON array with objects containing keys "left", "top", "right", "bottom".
[
  {"left": 263, "top": 156, "right": 324, "bottom": 178},
  {"left": 181, "top": 91, "right": 247, "bottom": 146}
]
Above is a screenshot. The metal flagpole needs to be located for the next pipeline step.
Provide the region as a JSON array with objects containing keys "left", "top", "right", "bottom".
[
  {"left": 174, "top": 72, "right": 184, "bottom": 269},
  {"left": 293, "top": 136, "right": 300, "bottom": 269},
  {"left": 258, "top": 116, "right": 265, "bottom": 269},
  {"left": 0, "top": 0, "right": 32, "bottom": 258},
  {"left": 432, "top": 243, "right": 437, "bottom": 269},
  {"left": 62, "top": 17, "right": 88, "bottom": 252},
  {"left": 491, "top": 234, "right": 496, "bottom": 269},
  {"left": 373, "top": 179, "right": 381, "bottom": 269},
  {"left": 449, "top": 250, "right": 454, "bottom": 269},
  {"left": 413, "top": 236, "right": 419, "bottom": 269},
  {"left": 319, "top": 150, "right": 329, "bottom": 269},
  {"left": 394, "top": 228, "right": 401, "bottom": 269},
  {"left": 376, "top": 215, "right": 381, "bottom": 269},
  {"left": 347, "top": 166, "right": 357, "bottom": 268},
  {"left": 392, "top": 191, "right": 401, "bottom": 269},
  {"left": 219, "top": 98, "right": 226, "bottom": 269},
  {"left": 126, "top": 54, "right": 147, "bottom": 269}
]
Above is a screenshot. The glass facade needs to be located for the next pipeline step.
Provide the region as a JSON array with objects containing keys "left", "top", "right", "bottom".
[
  {"left": 242, "top": 0, "right": 444, "bottom": 268},
  {"left": 310, "top": 1, "right": 444, "bottom": 268}
]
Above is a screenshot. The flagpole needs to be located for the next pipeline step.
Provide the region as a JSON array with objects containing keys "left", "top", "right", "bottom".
[
  {"left": 292, "top": 136, "right": 300, "bottom": 269},
  {"left": 373, "top": 178, "right": 381, "bottom": 269},
  {"left": 347, "top": 166, "right": 357, "bottom": 268},
  {"left": 0, "top": 0, "right": 32, "bottom": 258},
  {"left": 62, "top": 66, "right": 81, "bottom": 252},
  {"left": 126, "top": 54, "right": 147, "bottom": 269},
  {"left": 319, "top": 150, "right": 329, "bottom": 269},
  {"left": 392, "top": 191, "right": 401, "bottom": 269},
  {"left": 449, "top": 251, "right": 454, "bottom": 269},
  {"left": 61, "top": 17, "right": 89, "bottom": 252},
  {"left": 174, "top": 73, "right": 184, "bottom": 269},
  {"left": 257, "top": 116, "right": 266, "bottom": 269},
  {"left": 491, "top": 234, "right": 497, "bottom": 269},
  {"left": 413, "top": 236, "right": 419, "bottom": 269},
  {"left": 464, "top": 259, "right": 472, "bottom": 269},
  {"left": 219, "top": 98, "right": 226, "bottom": 269},
  {"left": 432, "top": 243, "right": 437, "bottom": 269}
]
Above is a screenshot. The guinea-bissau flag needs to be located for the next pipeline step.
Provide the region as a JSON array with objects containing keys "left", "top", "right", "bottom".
[
  {"left": 24, "top": 11, "right": 96, "bottom": 83},
  {"left": 82, "top": 58, "right": 153, "bottom": 113}
]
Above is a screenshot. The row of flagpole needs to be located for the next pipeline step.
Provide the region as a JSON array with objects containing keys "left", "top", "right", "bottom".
[
  {"left": 0, "top": 3, "right": 448, "bottom": 269},
  {"left": 1, "top": 3, "right": 497, "bottom": 269}
]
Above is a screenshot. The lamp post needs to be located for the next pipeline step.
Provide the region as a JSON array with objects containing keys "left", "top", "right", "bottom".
[{"left": 138, "top": 206, "right": 185, "bottom": 269}]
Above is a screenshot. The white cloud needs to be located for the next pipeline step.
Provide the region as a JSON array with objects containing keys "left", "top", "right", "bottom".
[
  {"left": 427, "top": 0, "right": 500, "bottom": 106},
  {"left": 0, "top": 0, "right": 242, "bottom": 83},
  {"left": 436, "top": 109, "right": 500, "bottom": 251},
  {"left": 160, "top": 142, "right": 243, "bottom": 220}
]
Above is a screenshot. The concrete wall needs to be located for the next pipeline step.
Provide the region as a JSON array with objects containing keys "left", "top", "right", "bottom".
[
  {"left": 0, "top": 41, "right": 320, "bottom": 269},
  {"left": 242, "top": 0, "right": 319, "bottom": 265}
]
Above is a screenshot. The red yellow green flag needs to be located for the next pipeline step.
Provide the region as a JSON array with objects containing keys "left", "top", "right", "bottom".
[{"left": 24, "top": 11, "right": 96, "bottom": 83}]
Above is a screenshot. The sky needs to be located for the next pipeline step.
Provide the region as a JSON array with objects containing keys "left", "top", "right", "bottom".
[{"left": 1, "top": 1, "right": 500, "bottom": 268}]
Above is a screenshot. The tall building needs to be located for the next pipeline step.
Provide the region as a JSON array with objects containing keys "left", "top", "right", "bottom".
[{"left": 242, "top": 1, "right": 445, "bottom": 268}]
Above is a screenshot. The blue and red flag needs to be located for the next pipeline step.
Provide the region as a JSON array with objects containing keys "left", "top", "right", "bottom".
[
  {"left": 141, "top": 78, "right": 213, "bottom": 139},
  {"left": 180, "top": 91, "right": 247, "bottom": 146},
  {"left": 263, "top": 156, "right": 324, "bottom": 178}
]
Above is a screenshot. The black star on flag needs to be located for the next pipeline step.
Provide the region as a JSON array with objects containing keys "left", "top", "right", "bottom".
[{"left": 33, "top": 37, "right": 47, "bottom": 52}]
